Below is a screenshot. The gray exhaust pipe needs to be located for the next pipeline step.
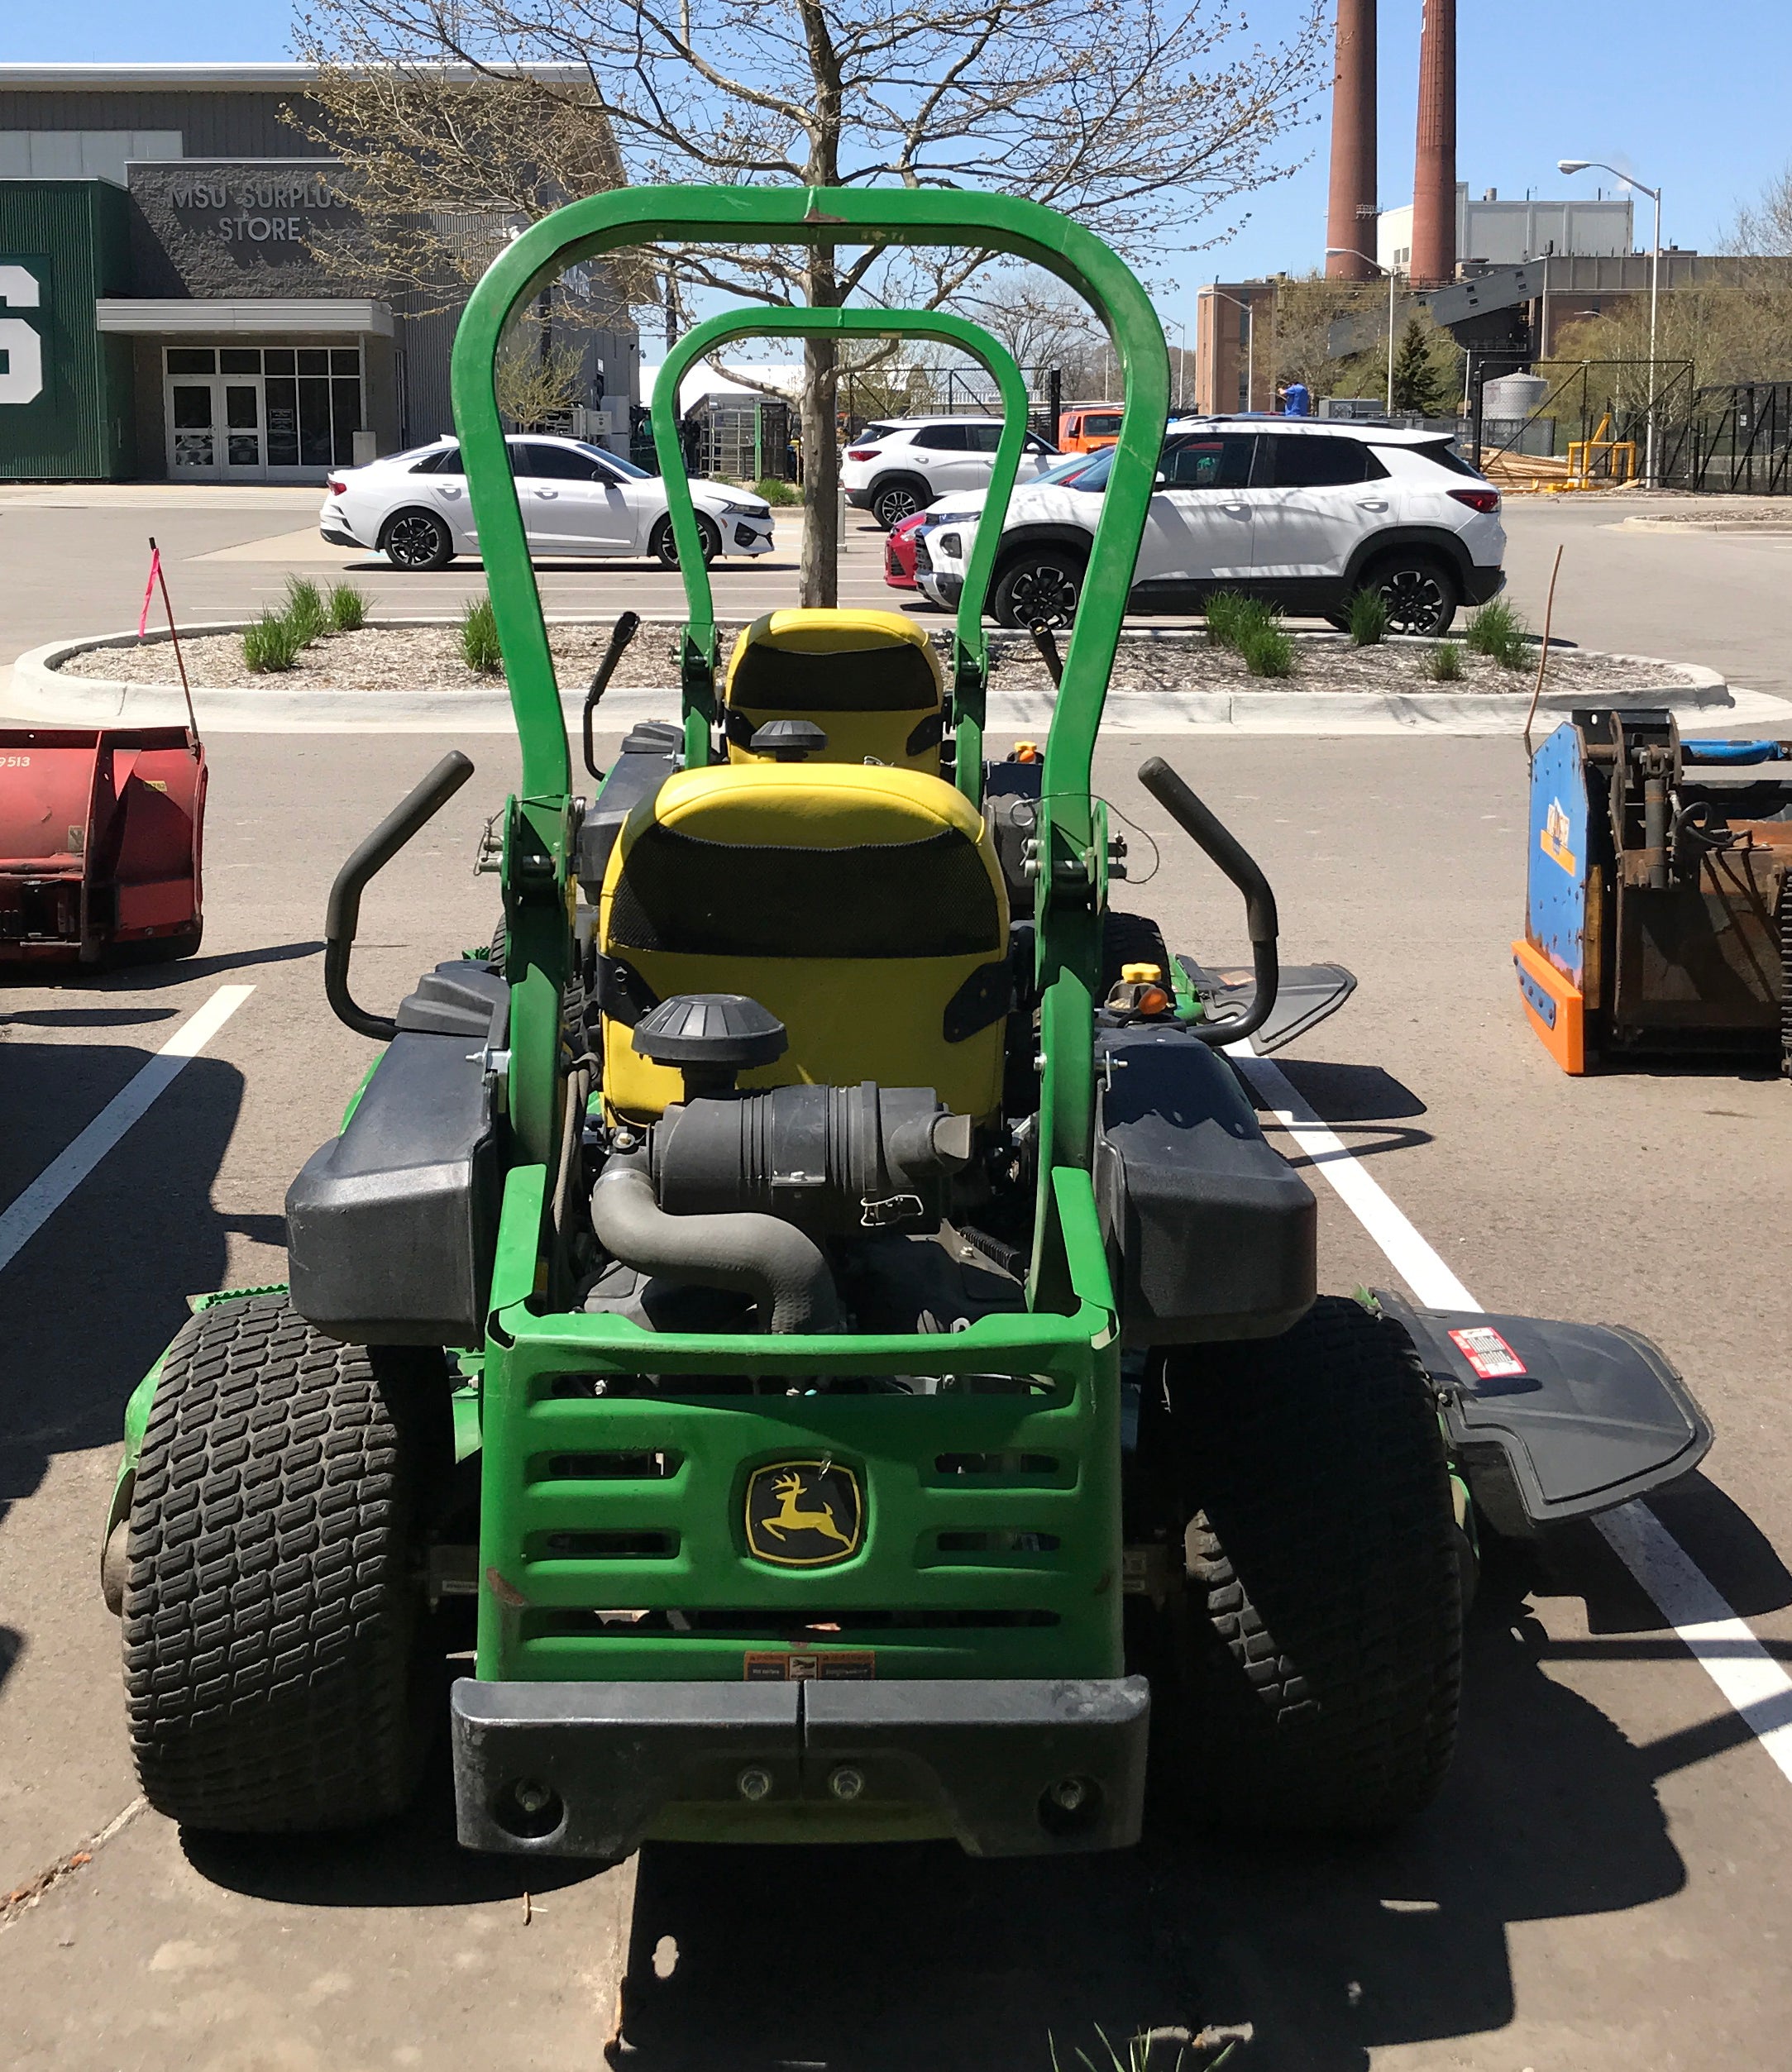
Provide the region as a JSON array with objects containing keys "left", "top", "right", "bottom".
[{"left": 590, "top": 1156, "right": 843, "bottom": 1334}]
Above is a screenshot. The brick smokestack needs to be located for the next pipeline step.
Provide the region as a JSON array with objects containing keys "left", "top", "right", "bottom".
[
  {"left": 1324, "top": 0, "right": 1378, "bottom": 279},
  {"left": 1410, "top": 0, "right": 1457, "bottom": 286}
]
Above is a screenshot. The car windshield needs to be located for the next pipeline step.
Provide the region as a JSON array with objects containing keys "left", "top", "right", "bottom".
[
  {"left": 1034, "top": 452, "right": 1099, "bottom": 487},
  {"left": 1064, "top": 446, "right": 1116, "bottom": 491}
]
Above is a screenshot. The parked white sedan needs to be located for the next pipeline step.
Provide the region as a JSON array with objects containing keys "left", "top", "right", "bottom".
[{"left": 318, "top": 435, "right": 775, "bottom": 571}]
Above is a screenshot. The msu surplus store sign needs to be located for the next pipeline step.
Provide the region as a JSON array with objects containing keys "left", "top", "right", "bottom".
[
  {"left": 129, "top": 162, "right": 361, "bottom": 292},
  {"left": 165, "top": 168, "right": 347, "bottom": 246}
]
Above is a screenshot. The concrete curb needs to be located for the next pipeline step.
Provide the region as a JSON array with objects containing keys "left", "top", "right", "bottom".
[{"left": 3, "top": 618, "right": 1739, "bottom": 738}]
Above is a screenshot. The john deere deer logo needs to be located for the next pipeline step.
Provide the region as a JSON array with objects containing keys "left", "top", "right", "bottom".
[{"left": 744, "top": 1460, "right": 864, "bottom": 1568}]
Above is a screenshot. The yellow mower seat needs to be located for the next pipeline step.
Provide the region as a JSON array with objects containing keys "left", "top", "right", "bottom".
[
  {"left": 722, "top": 609, "right": 945, "bottom": 774},
  {"left": 598, "top": 761, "right": 1009, "bottom": 1124}
]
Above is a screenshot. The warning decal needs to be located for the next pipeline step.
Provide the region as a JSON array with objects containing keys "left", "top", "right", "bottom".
[
  {"left": 743, "top": 1650, "right": 877, "bottom": 1682},
  {"left": 1448, "top": 1325, "right": 1528, "bottom": 1381}
]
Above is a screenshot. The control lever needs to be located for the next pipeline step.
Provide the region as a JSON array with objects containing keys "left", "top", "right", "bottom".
[
  {"left": 582, "top": 610, "right": 642, "bottom": 779},
  {"left": 1028, "top": 620, "right": 1064, "bottom": 688},
  {"left": 325, "top": 752, "right": 475, "bottom": 1041},
  {"left": 1136, "top": 755, "right": 1279, "bottom": 1047}
]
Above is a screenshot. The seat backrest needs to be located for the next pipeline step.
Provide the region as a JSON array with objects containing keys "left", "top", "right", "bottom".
[
  {"left": 598, "top": 762, "right": 1009, "bottom": 1122},
  {"left": 722, "top": 609, "right": 944, "bottom": 774}
]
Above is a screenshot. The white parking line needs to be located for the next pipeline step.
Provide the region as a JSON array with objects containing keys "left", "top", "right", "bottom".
[
  {"left": 0, "top": 984, "right": 254, "bottom": 1278},
  {"left": 1232, "top": 1043, "right": 1792, "bottom": 1788}
]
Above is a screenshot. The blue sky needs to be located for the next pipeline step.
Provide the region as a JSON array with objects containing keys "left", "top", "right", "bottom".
[{"left": 15, "top": 0, "right": 1790, "bottom": 343}]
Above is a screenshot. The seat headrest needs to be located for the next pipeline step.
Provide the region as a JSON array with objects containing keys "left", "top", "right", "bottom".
[{"left": 726, "top": 609, "right": 942, "bottom": 714}]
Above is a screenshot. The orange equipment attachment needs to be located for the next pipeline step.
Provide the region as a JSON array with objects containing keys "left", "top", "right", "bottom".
[{"left": 0, "top": 726, "right": 207, "bottom": 965}]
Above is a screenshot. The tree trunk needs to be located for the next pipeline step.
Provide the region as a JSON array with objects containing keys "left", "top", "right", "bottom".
[{"left": 799, "top": 334, "right": 839, "bottom": 609}]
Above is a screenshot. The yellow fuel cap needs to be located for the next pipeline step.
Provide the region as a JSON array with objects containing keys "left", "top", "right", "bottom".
[{"left": 1120, "top": 962, "right": 1164, "bottom": 984}]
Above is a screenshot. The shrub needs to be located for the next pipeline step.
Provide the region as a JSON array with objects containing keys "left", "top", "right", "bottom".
[
  {"left": 753, "top": 476, "right": 803, "bottom": 506},
  {"left": 1238, "top": 623, "right": 1296, "bottom": 678},
  {"left": 242, "top": 611, "right": 301, "bottom": 673},
  {"left": 326, "top": 580, "right": 368, "bottom": 632},
  {"left": 283, "top": 575, "right": 327, "bottom": 646},
  {"left": 1422, "top": 640, "right": 1465, "bottom": 681},
  {"left": 1346, "top": 586, "right": 1389, "bottom": 646},
  {"left": 1465, "top": 597, "right": 1530, "bottom": 670},
  {"left": 1203, "top": 590, "right": 1253, "bottom": 649},
  {"left": 460, "top": 596, "right": 503, "bottom": 675}
]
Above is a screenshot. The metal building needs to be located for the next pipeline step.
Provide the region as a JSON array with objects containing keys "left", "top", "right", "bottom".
[{"left": 0, "top": 63, "right": 640, "bottom": 483}]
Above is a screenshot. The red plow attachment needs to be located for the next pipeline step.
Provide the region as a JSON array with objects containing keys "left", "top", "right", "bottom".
[{"left": 0, "top": 727, "right": 206, "bottom": 966}]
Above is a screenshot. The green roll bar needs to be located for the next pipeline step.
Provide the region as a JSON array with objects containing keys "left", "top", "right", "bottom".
[
  {"left": 450, "top": 184, "right": 1167, "bottom": 1285},
  {"left": 648, "top": 305, "right": 1033, "bottom": 798}
]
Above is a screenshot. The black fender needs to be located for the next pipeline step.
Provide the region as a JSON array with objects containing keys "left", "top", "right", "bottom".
[
  {"left": 1344, "top": 526, "right": 1477, "bottom": 593},
  {"left": 866, "top": 469, "right": 932, "bottom": 503},
  {"left": 991, "top": 523, "right": 1097, "bottom": 570}
]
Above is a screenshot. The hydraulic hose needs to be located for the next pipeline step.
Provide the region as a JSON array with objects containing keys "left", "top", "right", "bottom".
[{"left": 590, "top": 1155, "right": 843, "bottom": 1334}]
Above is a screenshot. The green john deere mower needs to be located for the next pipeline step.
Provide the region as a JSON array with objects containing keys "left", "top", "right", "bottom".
[{"left": 104, "top": 188, "right": 1711, "bottom": 1859}]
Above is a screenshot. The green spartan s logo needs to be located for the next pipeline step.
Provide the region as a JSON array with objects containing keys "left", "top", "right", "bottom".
[{"left": 0, "top": 265, "right": 44, "bottom": 406}]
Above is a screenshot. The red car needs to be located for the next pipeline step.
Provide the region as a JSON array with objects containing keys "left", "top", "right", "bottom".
[{"left": 882, "top": 511, "right": 929, "bottom": 590}]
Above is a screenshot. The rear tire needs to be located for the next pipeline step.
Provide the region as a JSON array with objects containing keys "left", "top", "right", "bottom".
[
  {"left": 122, "top": 1293, "right": 447, "bottom": 1833},
  {"left": 1101, "top": 909, "right": 1171, "bottom": 993},
  {"left": 1157, "top": 1295, "right": 1461, "bottom": 1831},
  {"left": 1364, "top": 552, "right": 1458, "bottom": 637},
  {"left": 992, "top": 546, "right": 1087, "bottom": 630},
  {"left": 870, "top": 477, "right": 929, "bottom": 531},
  {"left": 380, "top": 508, "right": 456, "bottom": 572}
]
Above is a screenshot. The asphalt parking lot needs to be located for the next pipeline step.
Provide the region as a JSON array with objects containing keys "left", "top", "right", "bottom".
[{"left": 4, "top": 487, "right": 1792, "bottom": 2069}]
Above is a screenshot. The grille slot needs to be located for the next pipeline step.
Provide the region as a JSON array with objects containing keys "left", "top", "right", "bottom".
[
  {"left": 528, "top": 1529, "right": 680, "bottom": 1561},
  {"left": 534, "top": 1449, "right": 683, "bottom": 1482}
]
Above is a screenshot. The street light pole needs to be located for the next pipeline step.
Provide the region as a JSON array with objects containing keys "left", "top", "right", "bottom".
[
  {"left": 1326, "top": 247, "right": 1397, "bottom": 415},
  {"left": 1207, "top": 288, "right": 1254, "bottom": 412},
  {"left": 1560, "top": 158, "right": 1664, "bottom": 485}
]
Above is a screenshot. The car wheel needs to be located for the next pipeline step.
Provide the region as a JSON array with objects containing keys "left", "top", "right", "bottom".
[
  {"left": 380, "top": 508, "right": 456, "bottom": 571},
  {"left": 649, "top": 513, "right": 720, "bottom": 568},
  {"left": 992, "top": 547, "right": 1087, "bottom": 630},
  {"left": 870, "top": 479, "right": 929, "bottom": 531},
  {"left": 1365, "top": 553, "right": 1458, "bottom": 637}
]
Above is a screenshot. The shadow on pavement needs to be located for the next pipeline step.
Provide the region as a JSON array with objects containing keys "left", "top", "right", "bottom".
[
  {"left": 609, "top": 1567, "right": 1684, "bottom": 2072},
  {"left": 183, "top": 1735, "right": 602, "bottom": 1911},
  {"left": 1274, "top": 1059, "right": 1428, "bottom": 1122},
  {"left": 0, "top": 1043, "right": 246, "bottom": 1530}
]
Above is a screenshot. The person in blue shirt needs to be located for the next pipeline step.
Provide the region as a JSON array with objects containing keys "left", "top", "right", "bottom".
[{"left": 1279, "top": 381, "right": 1312, "bottom": 417}]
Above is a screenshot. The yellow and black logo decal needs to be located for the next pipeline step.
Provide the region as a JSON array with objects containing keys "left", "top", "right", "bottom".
[{"left": 744, "top": 1460, "right": 863, "bottom": 1568}]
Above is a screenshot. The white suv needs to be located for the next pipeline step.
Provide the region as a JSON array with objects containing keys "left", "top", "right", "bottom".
[
  {"left": 915, "top": 418, "right": 1506, "bottom": 634},
  {"left": 841, "top": 416, "right": 1061, "bottom": 532}
]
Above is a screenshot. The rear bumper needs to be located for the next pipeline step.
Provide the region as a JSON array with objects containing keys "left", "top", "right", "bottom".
[
  {"left": 452, "top": 1673, "right": 1149, "bottom": 1860},
  {"left": 843, "top": 485, "right": 874, "bottom": 509},
  {"left": 1463, "top": 562, "right": 1507, "bottom": 605},
  {"left": 319, "top": 521, "right": 362, "bottom": 548}
]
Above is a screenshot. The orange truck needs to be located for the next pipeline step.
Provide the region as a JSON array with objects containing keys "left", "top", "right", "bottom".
[{"left": 1057, "top": 403, "right": 1124, "bottom": 452}]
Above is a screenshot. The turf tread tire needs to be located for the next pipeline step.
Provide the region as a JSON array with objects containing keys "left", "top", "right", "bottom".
[
  {"left": 1163, "top": 1295, "right": 1462, "bottom": 1831},
  {"left": 121, "top": 1293, "right": 438, "bottom": 1833},
  {"left": 1101, "top": 910, "right": 1172, "bottom": 995}
]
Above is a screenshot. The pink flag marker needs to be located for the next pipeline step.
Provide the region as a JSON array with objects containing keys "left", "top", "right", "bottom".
[{"left": 137, "top": 544, "right": 162, "bottom": 639}]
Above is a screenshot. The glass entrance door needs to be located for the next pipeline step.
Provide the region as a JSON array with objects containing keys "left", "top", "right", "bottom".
[{"left": 163, "top": 346, "right": 365, "bottom": 480}]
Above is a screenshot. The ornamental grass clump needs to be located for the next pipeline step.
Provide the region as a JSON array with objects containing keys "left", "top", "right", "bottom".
[
  {"left": 1238, "top": 621, "right": 1296, "bottom": 678},
  {"left": 1203, "top": 590, "right": 1254, "bottom": 649},
  {"left": 242, "top": 610, "right": 301, "bottom": 674},
  {"left": 1346, "top": 585, "right": 1389, "bottom": 646},
  {"left": 1465, "top": 597, "right": 1530, "bottom": 670},
  {"left": 460, "top": 595, "right": 503, "bottom": 676},
  {"left": 1422, "top": 640, "right": 1465, "bottom": 682},
  {"left": 326, "top": 580, "right": 368, "bottom": 632},
  {"left": 283, "top": 575, "right": 327, "bottom": 647}
]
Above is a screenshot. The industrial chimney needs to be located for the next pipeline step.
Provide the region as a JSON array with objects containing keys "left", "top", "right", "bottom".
[
  {"left": 1409, "top": 0, "right": 1457, "bottom": 286},
  {"left": 1324, "top": 0, "right": 1378, "bottom": 279}
]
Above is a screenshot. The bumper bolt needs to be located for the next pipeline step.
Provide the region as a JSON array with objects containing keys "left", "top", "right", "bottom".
[
  {"left": 514, "top": 1779, "right": 553, "bottom": 1815},
  {"left": 1048, "top": 1776, "right": 1089, "bottom": 1813},
  {"left": 828, "top": 1766, "right": 865, "bottom": 1802},
  {"left": 737, "top": 1766, "right": 773, "bottom": 1802}
]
